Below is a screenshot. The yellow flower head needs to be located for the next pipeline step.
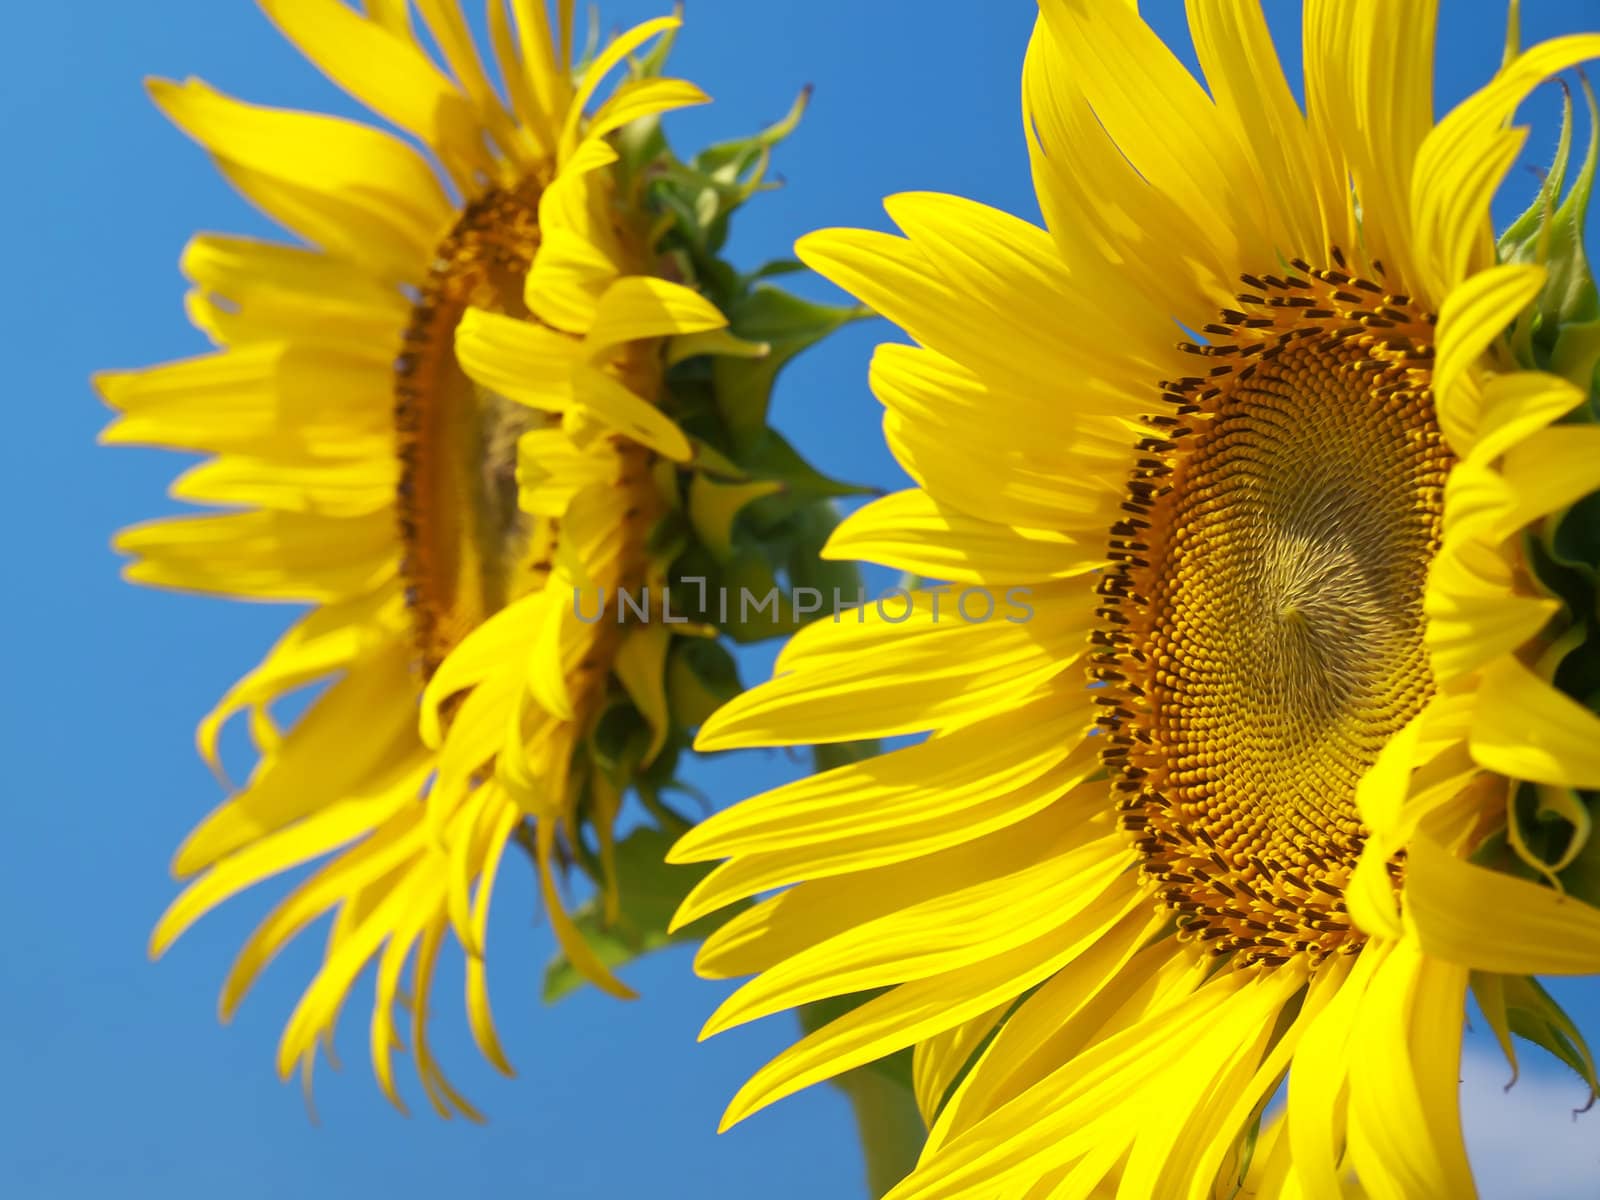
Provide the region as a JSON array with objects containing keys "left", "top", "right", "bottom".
[
  {"left": 677, "top": 3, "right": 1600, "bottom": 1194},
  {"left": 101, "top": 0, "right": 844, "bottom": 1118}
]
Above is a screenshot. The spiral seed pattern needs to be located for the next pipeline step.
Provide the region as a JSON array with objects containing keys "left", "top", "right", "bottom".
[{"left": 1094, "top": 252, "right": 1451, "bottom": 968}]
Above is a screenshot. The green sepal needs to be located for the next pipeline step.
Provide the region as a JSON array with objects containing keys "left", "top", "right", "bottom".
[
  {"left": 771, "top": 497, "right": 871, "bottom": 600},
  {"left": 630, "top": 5, "right": 681, "bottom": 79},
  {"left": 664, "top": 637, "right": 743, "bottom": 731},
  {"left": 588, "top": 699, "right": 654, "bottom": 789},
  {"left": 738, "top": 426, "right": 877, "bottom": 500},
  {"left": 695, "top": 85, "right": 810, "bottom": 182},
  {"left": 712, "top": 552, "right": 806, "bottom": 641},
  {"left": 1507, "top": 779, "right": 1593, "bottom": 881},
  {"left": 1561, "top": 797, "right": 1600, "bottom": 909},
  {"left": 715, "top": 286, "right": 872, "bottom": 451},
  {"left": 688, "top": 474, "right": 787, "bottom": 562},
  {"left": 1500, "top": 74, "right": 1600, "bottom": 382},
  {"left": 654, "top": 86, "right": 812, "bottom": 266},
  {"left": 1471, "top": 972, "right": 1600, "bottom": 1107},
  {"left": 541, "top": 823, "right": 748, "bottom": 1003}
]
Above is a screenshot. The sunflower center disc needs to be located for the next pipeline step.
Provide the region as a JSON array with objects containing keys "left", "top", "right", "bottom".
[
  {"left": 1095, "top": 255, "right": 1452, "bottom": 966},
  {"left": 395, "top": 181, "right": 556, "bottom": 676}
]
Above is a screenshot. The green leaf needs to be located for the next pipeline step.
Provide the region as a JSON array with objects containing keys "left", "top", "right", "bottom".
[
  {"left": 715, "top": 285, "right": 871, "bottom": 448},
  {"left": 542, "top": 824, "right": 747, "bottom": 1002},
  {"left": 1472, "top": 972, "right": 1600, "bottom": 1105},
  {"left": 797, "top": 993, "right": 923, "bottom": 1198},
  {"left": 813, "top": 738, "right": 882, "bottom": 774}
]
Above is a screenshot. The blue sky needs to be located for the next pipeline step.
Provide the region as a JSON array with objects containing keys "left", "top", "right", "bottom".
[{"left": 5, "top": 1, "right": 1600, "bottom": 1196}]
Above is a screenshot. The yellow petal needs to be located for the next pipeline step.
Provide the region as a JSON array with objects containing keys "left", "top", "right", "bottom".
[
  {"left": 148, "top": 77, "right": 450, "bottom": 255},
  {"left": 696, "top": 588, "right": 1090, "bottom": 749},
  {"left": 218, "top": 811, "right": 422, "bottom": 1018},
  {"left": 362, "top": 0, "right": 411, "bottom": 35},
  {"left": 1433, "top": 263, "right": 1546, "bottom": 452},
  {"left": 883, "top": 966, "right": 1298, "bottom": 1200},
  {"left": 1405, "top": 835, "right": 1600, "bottom": 974},
  {"left": 924, "top": 911, "right": 1182, "bottom": 1155},
  {"left": 701, "top": 831, "right": 1131, "bottom": 1038},
  {"left": 1413, "top": 32, "right": 1600, "bottom": 300},
  {"left": 1035, "top": 0, "right": 1256, "bottom": 274},
  {"left": 181, "top": 233, "right": 409, "bottom": 337},
  {"left": 569, "top": 366, "right": 692, "bottom": 462},
  {"left": 583, "top": 275, "right": 726, "bottom": 355},
  {"left": 501, "top": 0, "right": 569, "bottom": 148},
  {"left": 1286, "top": 942, "right": 1387, "bottom": 1200},
  {"left": 412, "top": 0, "right": 521, "bottom": 161},
  {"left": 466, "top": 800, "right": 521, "bottom": 1076},
  {"left": 1020, "top": 20, "right": 1222, "bottom": 323},
  {"left": 673, "top": 692, "right": 1095, "bottom": 865},
  {"left": 718, "top": 879, "right": 1144, "bottom": 1132},
  {"left": 97, "top": 342, "right": 393, "bottom": 458},
  {"left": 256, "top": 0, "right": 484, "bottom": 169},
  {"left": 516, "top": 426, "right": 614, "bottom": 516},
  {"left": 867, "top": 344, "right": 1131, "bottom": 533},
  {"left": 171, "top": 454, "right": 397, "bottom": 518},
  {"left": 1187, "top": 0, "right": 1324, "bottom": 261},
  {"left": 525, "top": 213, "right": 623, "bottom": 332},
  {"left": 420, "top": 591, "right": 538, "bottom": 746},
  {"left": 534, "top": 818, "right": 636, "bottom": 999},
  {"left": 278, "top": 855, "right": 442, "bottom": 1078},
  {"left": 196, "top": 587, "right": 405, "bottom": 778},
  {"left": 797, "top": 225, "right": 1145, "bottom": 417},
  {"left": 456, "top": 307, "right": 577, "bottom": 411},
  {"left": 1303, "top": 0, "right": 1437, "bottom": 294},
  {"left": 614, "top": 623, "right": 672, "bottom": 765},
  {"left": 150, "top": 757, "right": 426, "bottom": 956},
  {"left": 114, "top": 508, "right": 394, "bottom": 602},
  {"left": 1498, "top": 424, "right": 1600, "bottom": 533},
  {"left": 558, "top": 16, "right": 681, "bottom": 161},
  {"left": 825, "top": 488, "right": 1098, "bottom": 585},
  {"left": 912, "top": 1005, "right": 1008, "bottom": 1126},
  {"left": 584, "top": 76, "right": 710, "bottom": 144},
  {"left": 1471, "top": 656, "right": 1600, "bottom": 787},
  {"left": 883, "top": 190, "right": 1161, "bottom": 383},
  {"left": 212, "top": 156, "right": 428, "bottom": 283},
  {"left": 1468, "top": 370, "right": 1586, "bottom": 467},
  {"left": 174, "top": 649, "right": 420, "bottom": 875},
  {"left": 1426, "top": 527, "right": 1558, "bottom": 683},
  {"left": 1344, "top": 941, "right": 1474, "bottom": 1199}
]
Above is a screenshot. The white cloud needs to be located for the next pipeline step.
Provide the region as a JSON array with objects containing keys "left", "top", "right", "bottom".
[{"left": 1462, "top": 1047, "right": 1600, "bottom": 1199}]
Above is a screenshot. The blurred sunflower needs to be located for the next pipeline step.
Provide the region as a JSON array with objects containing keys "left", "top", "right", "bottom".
[
  {"left": 676, "top": 2, "right": 1600, "bottom": 1194},
  {"left": 101, "top": 0, "right": 857, "bottom": 1116}
]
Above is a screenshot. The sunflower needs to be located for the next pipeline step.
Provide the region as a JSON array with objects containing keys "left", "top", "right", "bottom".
[
  {"left": 101, "top": 0, "right": 852, "bottom": 1116},
  {"left": 675, "top": 3, "right": 1600, "bottom": 1194}
]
